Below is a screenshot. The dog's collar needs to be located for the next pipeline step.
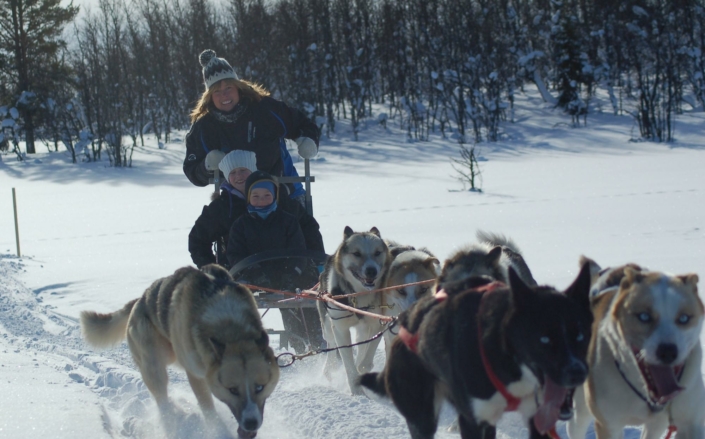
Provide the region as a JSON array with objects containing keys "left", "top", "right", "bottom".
[
  {"left": 476, "top": 281, "right": 521, "bottom": 411},
  {"left": 398, "top": 290, "right": 448, "bottom": 353}
]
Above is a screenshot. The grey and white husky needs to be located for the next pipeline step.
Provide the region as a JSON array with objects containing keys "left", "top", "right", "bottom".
[{"left": 317, "top": 226, "right": 392, "bottom": 395}]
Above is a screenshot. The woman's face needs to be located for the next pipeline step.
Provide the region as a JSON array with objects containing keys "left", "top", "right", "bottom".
[
  {"left": 228, "top": 167, "right": 252, "bottom": 193},
  {"left": 211, "top": 81, "right": 240, "bottom": 112}
]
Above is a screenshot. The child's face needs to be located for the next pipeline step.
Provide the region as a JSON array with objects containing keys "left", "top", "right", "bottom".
[
  {"left": 250, "top": 188, "right": 274, "bottom": 207},
  {"left": 228, "top": 167, "right": 252, "bottom": 192}
]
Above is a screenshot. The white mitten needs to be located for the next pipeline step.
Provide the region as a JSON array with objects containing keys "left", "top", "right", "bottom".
[
  {"left": 295, "top": 137, "right": 318, "bottom": 159},
  {"left": 205, "top": 150, "right": 225, "bottom": 171}
]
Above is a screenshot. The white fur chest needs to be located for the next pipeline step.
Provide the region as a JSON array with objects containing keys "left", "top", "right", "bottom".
[{"left": 469, "top": 365, "right": 540, "bottom": 425}]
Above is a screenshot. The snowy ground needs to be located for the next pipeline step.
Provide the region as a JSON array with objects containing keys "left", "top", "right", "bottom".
[{"left": 1, "top": 88, "right": 704, "bottom": 438}]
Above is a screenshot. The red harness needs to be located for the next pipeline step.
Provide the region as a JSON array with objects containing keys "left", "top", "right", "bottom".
[
  {"left": 397, "top": 281, "right": 562, "bottom": 439},
  {"left": 398, "top": 282, "right": 520, "bottom": 410},
  {"left": 397, "top": 289, "right": 447, "bottom": 353},
  {"left": 469, "top": 282, "right": 523, "bottom": 412}
]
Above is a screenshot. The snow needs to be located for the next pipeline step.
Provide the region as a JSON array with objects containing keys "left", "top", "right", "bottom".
[{"left": 1, "top": 87, "right": 704, "bottom": 439}]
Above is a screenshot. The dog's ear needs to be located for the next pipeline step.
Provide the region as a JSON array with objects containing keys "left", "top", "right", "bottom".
[
  {"left": 424, "top": 257, "right": 441, "bottom": 271},
  {"left": 508, "top": 266, "right": 532, "bottom": 305},
  {"left": 369, "top": 226, "right": 381, "bottom": 237},
  {"left": 579, "top": 255, "right": 602, "bottom": 283},
  {"left": 344, "top": 226, "right": 354, "bottom": 238},
  {"left": 488, "top": 246, "right": 502, "bottom": 265},
  {"left": 565, "top": 261, "right": 592, "bottom": 311},
  {"left": 621, "top": 266, "right": 643, "bottom": 290},
  {"left": 677, "top": 273, "right": 699, "bottom": 290},
  {"left": 255, "top": 329, "right": 270, "bottom": 350},
  {"left": 209, "top": 337, "right": 226, "bottom": 361}
]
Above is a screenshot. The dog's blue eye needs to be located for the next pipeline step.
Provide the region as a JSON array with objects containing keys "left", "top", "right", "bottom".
[
  {"left": 229, "top": 387, "right": 240, "bottom": 396},
  {"left": 255, "top": 384, "right": 264, "bottom": 394},
  {"left": 576, "top": 332, "right": 584, "bottom": 342},
  {"left": 353, "top": 252, "right": 362, "bottom": 257},
  {"left": 637, "top": 312, "right": 652, "bottom": 323},
  {"left": 540, "top": 336, "right": 550, "bottom": 344},
  {"left": 374, "top": 251, "right": 382, "bottom": 256},
  {"left": 677, "top": 314, "right": 690, "bottom": 325}
]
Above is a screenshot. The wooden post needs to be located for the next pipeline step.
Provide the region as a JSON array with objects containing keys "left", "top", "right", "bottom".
[{"left": 12, "top": 188, "right": 20, "bottom": 257}]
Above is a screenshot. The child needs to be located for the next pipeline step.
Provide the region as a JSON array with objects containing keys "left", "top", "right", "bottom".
[
  {"left": 227, "top": 171, "right": 322, "bottom": 352},
  {"left": 226, "top": 170, "right": 307, "bottom": 273},
  {"left": 188, "top": 150, "right": 257, "bottom": 267}
]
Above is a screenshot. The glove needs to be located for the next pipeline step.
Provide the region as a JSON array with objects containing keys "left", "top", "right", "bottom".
[
  {"left": 295, "top": 137, "right": 318, "bottom": 159},
  {"left": 205, "top": 150, "right": 225, "bottom": 171}
]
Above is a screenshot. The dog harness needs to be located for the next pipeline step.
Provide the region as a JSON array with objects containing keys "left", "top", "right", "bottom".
[
  {"left": 473, "top": 282, "right": 522, "bottom": 412},
  {"left": 397, "top": 289, "right": 448, "bottom": 353},
  {"left": 398, "top": 281, "right": 560, "bottom": 439},
  {"left": 398, "top": 283, "right": 522, "bottom": 410}
]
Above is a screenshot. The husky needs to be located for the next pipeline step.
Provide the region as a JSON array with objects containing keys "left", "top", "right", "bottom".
[
  {"left": 382, "top": 246, "right": 441, "bottom": 357},
  {"left": 80, "top": 265, "right": 279, "bottom": 439},
  {"left": 317, "top": 226, "right": 392, "bottom": 395},
  {"left": 361, "top": 263, "right": 593, "bottom": 439},
  {"left": 567, "top": 258, "right": 705, "bottom": 439},
  {"left": 439, "top": 230, "right": 538, "bottom": 291}
]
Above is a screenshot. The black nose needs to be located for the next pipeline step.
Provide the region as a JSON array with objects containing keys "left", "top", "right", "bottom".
[
  {"left": 243, "top": 418, "right": 259, "bottom": 431},
  {"left": 364, "top": 266, "right": 378, "bottom": 279},
  {"left": 656, "top": 343, "right": 678, "bottom": 365},
  {"left": 563, "top": 360, "right": 588, "bottom": 386}
]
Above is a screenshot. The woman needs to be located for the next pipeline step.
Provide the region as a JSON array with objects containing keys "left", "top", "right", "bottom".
[{"left": 184, "top": 49, "right": 319, "bottom": 202}]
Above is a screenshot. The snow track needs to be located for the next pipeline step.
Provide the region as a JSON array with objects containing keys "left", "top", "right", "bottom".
[{"left": 1, "top": 254, "right": 651, "bottom": 438}]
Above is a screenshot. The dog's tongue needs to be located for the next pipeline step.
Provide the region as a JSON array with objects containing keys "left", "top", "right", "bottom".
[
  {"left": 648, "top": 364, "right": 684, "bottom": 402},
  {"left": 533, "top": 377, "right": 569, "bottom": 435}
]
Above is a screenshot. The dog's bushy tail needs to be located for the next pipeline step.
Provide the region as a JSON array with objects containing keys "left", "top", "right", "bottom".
[
  {"left": 359, "top": 372, "right": 387, "bottom": 397},
  {"left": 476, "top": 230, "right": 521, "bottom": 254},
  {"left": 80, "top": 299, "right": 138, "bottom": 348}
]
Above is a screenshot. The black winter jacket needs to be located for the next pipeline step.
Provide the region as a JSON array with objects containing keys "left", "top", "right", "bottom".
[
  {"left": 184, "top": 97, "right": 320, "bottom": 186},
  {"left": 226, "top": 209, "right": 306, "bottom": 271},
  {"left": 188, "top": 184, "right": 324, "bottom": 268}
]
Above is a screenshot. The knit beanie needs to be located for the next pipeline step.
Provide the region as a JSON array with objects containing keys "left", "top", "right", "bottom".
[
  {"left": 219, "top": 150, "right": 258, "bottom": 177},
  {"left": 199, "top": 49, "right": 239, "bottom": 90}
]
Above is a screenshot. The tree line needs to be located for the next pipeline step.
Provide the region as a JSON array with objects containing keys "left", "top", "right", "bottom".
[{"left": 2, "top": 0, "right": 705, "bottom": 164}]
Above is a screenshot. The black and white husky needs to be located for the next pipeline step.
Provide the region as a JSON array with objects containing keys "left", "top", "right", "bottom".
[
  {"left": 361, "top": 262, "right": 593, "bottom": 439},
  {"left": 317, "top": 226, "right": 392, "bottom": 395}
]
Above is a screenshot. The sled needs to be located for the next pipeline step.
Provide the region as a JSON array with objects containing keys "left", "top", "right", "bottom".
[
  {"left": 228, "top": 248, "right": 328, "bottom": 351},
  {"left": 228, "top": 248, "right": 327, "bottom": 309},
  {"left": 209, "top": 158, "right": 321, "bottom": 350}
]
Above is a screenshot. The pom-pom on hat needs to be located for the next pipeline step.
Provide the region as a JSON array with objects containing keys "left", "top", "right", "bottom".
[
  {"left": 219, "top": 150, "right": 257, "bottom": 177},
  {"left": 199, "top": 49, "right": 239, "bottom": 90}
]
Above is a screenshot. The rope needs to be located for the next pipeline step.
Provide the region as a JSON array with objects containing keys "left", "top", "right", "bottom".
[
  {"left": 320, "top": 293, "right": 395, "bottom": 322},
  {"left": 329, "top": 279, "right": 435, "bottom": 300},
  {"left": 276, "top": 318, "right": 398, "bottom": 367}
]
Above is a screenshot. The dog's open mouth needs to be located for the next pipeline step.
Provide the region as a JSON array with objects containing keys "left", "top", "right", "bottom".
[
  {"left": 558, "top": 387, "right": 575, "bottom": 421},
  {"left": 533, "top": 377, "right": 571, "bottom": 434},
  {"left": 352, "top": 271, "right": 377, "bottom": 289},
  {"left": 636, "top": 356, "right": 684, "bottom": 405},
  {"left": 237, "top": 427, "right": 257, "bottom": 439}
]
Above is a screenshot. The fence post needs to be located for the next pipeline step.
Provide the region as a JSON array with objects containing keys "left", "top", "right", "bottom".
[{"left": 12, "top": 188, "right": 20, "bottom": 257}]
